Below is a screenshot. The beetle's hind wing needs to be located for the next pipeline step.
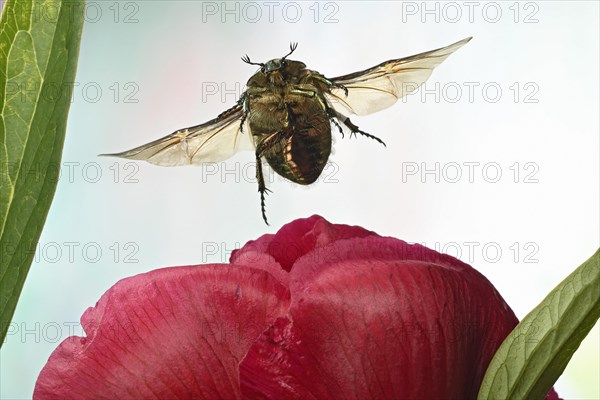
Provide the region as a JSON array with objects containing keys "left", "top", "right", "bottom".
[
  {"left": 100, "top": 105, "right": 253, "bottom": 166},
  {"left": 325, "top": 37, "right": 472, "bottom": 116}
]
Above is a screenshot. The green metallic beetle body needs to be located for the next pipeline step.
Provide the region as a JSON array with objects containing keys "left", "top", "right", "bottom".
[{"left": 244, "top": 59, "right": 332, "bottom": 185}]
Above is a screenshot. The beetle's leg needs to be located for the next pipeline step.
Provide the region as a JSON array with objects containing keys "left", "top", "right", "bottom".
[
  {"left": 324, "top": 79, "right": 348, "bottom": 97},
  {"left": 241, "top": 87, "right": 269, "bottom": 129},
  {"left": 333, "top": 82, "right": 349, "bottom": 97},
  {"left": 290, "top": 87, "right": 347, "bottom": 139},
  {"left": 253, "top": 130, "right": 294, "bottom": 225},
  {"left": 303, "top": 73, "right": 349, "bottom": 97},
  {"left": 254, "top": 139, "right": 272, "bottom": 225},
  {"left": 239, "top": 112, "right": 248, "bottom": 134},
  {"left": 217, "top": 92, "right": 246, "bottom": 120},
  {"left": 216, "top": 103, "right": 239, "bottom": 119},
  {"left": 289, "top": 88, "right": 317, "bottom": 98},
  {"left": 216, "top": 92, "right": 250, "bottom": 134},
  {"left": 239, "top": 93, "right": 249, "bottom": 133},
  {"left": 343, "top": 117, "right": 386, "bottom": 146},
  {"left": 331, "top": 109, "right": 386, "bottom": 147},
  {"left": 320, "top": 100, "right": 345, "bottom": 137},
  {"left": 331, "top": 117, "right": 344, "bottom": 138},
  {"left": 290, "top": 87, "right": 332, "bottom": 113},
  {"left": 254, "top": 155, "right": 271, "bottom": 225},
  {"left": 290, "top": 88, "right": 331, "bottom": 115},
  {"left": 292, "top": 81, "right": 378, "bottom": 146}
]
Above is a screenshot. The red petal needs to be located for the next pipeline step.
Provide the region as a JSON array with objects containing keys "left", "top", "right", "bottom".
[
  {"left": 230, "top": 241, "right": 289, "bottom": 287},
  {"left": 232, "top": 215, "right": 376, "bottom": 272},
  {"left": 34, "top": 265, "right": 290, "bottom": 400},
  {"left": 545, "top": 388, "right": 561, "bottom": 399},
  {"left": 240, "top": 237, "right": 519, "bottom": 399}
]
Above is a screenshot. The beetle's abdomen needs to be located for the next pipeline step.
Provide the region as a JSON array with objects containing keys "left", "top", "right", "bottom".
[
  {"left": 271, "top": 117, "right": 331, "bottom": 185},
  {"left": 250, "top": 100, "right": 331, "bottom": 185}
]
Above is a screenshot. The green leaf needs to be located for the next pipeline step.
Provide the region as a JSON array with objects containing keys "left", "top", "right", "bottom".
[
  {"left": 0, "top": 0, "right": 85, "bottom": 345},
  {"left": 478, "top": 249, "right": 600, "bottom": 400}
]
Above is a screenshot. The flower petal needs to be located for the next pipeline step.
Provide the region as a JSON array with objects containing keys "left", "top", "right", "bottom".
[
  {"left": 240, "top": 236, "right": 522, "bottom": 399},
  {"left": 35, "top": 265, "right": 290, "bottom": 400},
  {"left": 230, "top": 243, "right": 289, "bottom": 287},
  {"left": 232, "top": 215, "right": 376, "bottom": 272}
]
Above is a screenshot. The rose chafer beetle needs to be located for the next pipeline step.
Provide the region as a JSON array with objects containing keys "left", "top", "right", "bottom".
[{"left": 103, "top": 37, "right": 472, "bottom": 224}]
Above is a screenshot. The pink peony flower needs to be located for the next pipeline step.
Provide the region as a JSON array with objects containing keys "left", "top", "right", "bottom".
[{"left": 34, "top": 215, "right": 558, "bottom": 399}]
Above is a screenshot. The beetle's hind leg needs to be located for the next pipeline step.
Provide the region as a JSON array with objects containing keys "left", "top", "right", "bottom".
[
  {"left": 342, "top": 117, "right": 386, "bottom": 147},
  {"left": 290, "top": 83, "right": 375, "bottom": 146},
  {"left": 255, "top": 155, "right": 271, "bottom": 225},
  {"left": 217, "top": 92, "right": 247, "bottom": 120},
  {"left": 331, "top": 110, "right": 386, "bottom": 147},
  {"left": 254, "top": 130, "right": 294, "bottom": 225},
  {"left": 330, "top": 117, "right": 344, "bottom": 138}
]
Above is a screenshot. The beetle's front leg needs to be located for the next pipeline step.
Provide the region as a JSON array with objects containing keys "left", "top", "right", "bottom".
[
  {"left": 290, "top": 87, "right": 331, "bottom": 115},
  {"left": 303, "top": 73, "right": 348, "bottom": 97},
  {"left": 216, "top": 92, "right": 251, "bottom": 133},
  {"left": 218, "top": 90, "right": 249, "bottom": 117},
  {"left": 326, "top": 79, "right": 349, "bottom": 97},
  {"left": 238, "top": 92, "right": 249, "bottom": 133}
]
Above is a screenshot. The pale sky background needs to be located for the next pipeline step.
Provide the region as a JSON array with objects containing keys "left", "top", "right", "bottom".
[{"left": 1, "top": 1, "right": 598, "bottom": 398}]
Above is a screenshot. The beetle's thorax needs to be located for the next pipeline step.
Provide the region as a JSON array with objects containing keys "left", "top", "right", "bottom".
[{"left": 266, "top": 69, "right": 286, "bottom": 86}]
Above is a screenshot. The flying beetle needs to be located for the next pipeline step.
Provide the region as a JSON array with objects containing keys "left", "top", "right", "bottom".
[{"left": 103, "top": 37, "right": 472, "bottom": 224}]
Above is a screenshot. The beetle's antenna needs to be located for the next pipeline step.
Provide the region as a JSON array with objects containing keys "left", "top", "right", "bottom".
[
  {"left": 282, "top": 42, "right": 298, "bottom": 60},
  {"left": 241, "top": 54, "right": 264, "bottom": 67}
]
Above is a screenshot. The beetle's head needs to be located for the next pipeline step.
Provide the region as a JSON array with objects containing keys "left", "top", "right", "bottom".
[
  {"left": 242, "top": 42, "right": 298, "bottom": 74},
  {"left": 263, "top": 58, "right": 284, "bottom": 73}
]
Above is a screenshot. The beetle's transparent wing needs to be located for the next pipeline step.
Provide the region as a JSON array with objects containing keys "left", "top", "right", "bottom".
[
  {"left": 100, "top": 105, "right": 254, "bottom": 166},
  {"left": 325, "top": 37, "right": 472, "bottom": 116}
]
